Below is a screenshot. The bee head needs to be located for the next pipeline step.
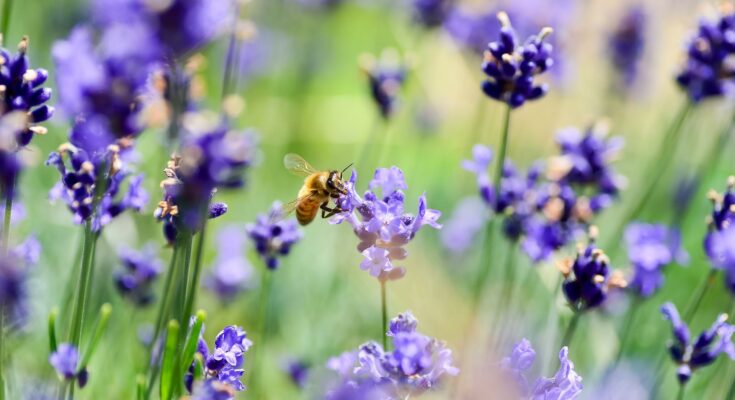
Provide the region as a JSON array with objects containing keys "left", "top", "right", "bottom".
[{"left": 327, "top": 170, "right": 348, "bottom": 195}]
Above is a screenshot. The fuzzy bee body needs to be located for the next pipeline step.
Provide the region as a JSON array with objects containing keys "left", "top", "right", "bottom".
[{"left": 284, "top": 154, "right": 349, "bottom": 226}]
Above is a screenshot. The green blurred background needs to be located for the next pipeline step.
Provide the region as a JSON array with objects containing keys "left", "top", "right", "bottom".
[{"left": 8, "top": 0, "right": 735, "bottom": 398}]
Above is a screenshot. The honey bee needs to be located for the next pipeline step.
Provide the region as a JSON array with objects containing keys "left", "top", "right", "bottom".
[{"left": 283, "top": 153, "right": 352, "bottom": 226}]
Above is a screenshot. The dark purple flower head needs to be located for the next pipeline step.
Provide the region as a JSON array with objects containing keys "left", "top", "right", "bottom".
[
  {"left": 550, "top": 123, "right": 625, "bottom": 201},
  {"left": 114, "top": 244, "right": 162, "bottom": 306},
  {"left": 561, "top": 233, "right": 627, "bottom": 311},
  {"left": 0, "top": 130, "right": 21, "bottom": 202},
  {"left": 326, "top": 312, "right": 458, "bottom": 397},
  {"left": 0, "top": 37, "right": 54, "bottom": 147},
  {"left": 703, "top": 177, "right": 735, "bottom": 293},
  {"left": 155, "top": 122, "right": 257, "bottom": 240},
  {"left": 245, "top": 201, "right": 302, "bottom": 270},
  {"left": 411, "top": 0, "right": 452, "bottom": 29},
  {"left": 49, "top": 343, "right": 88, "bottom": 387},
  {"left": 205, "top": 226, "right": 254, "bottom": 302},
  {"left": 625, "top": 222, "right": 688, "bottom": 298},
  {"left": 676, "top": 9, "right": 735, "bottom": 102},
  {"left": 360, "top": 50, "right": 408, "bottom": 119},
  {"left": 481, "top": 12, "right": 553, "bottom": 108},
  {"left": 501, "top": 339, "right": 582, "bottom": 398},
  {"left": 609, "top": 6, "right": 646, "bottom": 88},
  {"left": 332, "top": 167, "right": 441, "bottom": 280},
  {"left": 661, "top": 302, "right": 735, "bottom": 384},
  {"left": 46, "top": 141, "right": 147, "bottom": 232}
]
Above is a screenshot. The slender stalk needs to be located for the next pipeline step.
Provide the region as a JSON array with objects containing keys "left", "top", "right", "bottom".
[
  {"left": 677, "top": 384, "right": 686, "bottom": 400},
  {"left": 0, "top": 0, "right": 12, "bottom": 40},
  {"left": 249, "top": 270, "right": 274, "bottom": 398},
  {"left": 560, "top": 311, "right": 581, "bottom": 350},
  {"left": 0, "top": 310, "right": 5, "bottom": 400},
  {"left": 490, "top": 241, "right": 519, "bottom": 348},
  {"left": 683, "top": 269, "right": 717, "bottom": 321},
  {"left": 67, "top": 221, "right": 97, "bottom": 348},
  {"left": 381, "top": 281, "right": 388, "bottom": 350},
  {"left": 1, "top": 194, "right": 10, "bottom": 254},
  {"left": 182, "top": 221, "right": 207, "bottom": 332},
  {"left": 492, "top": 105, "right": 512, "bottom": 192},
  {"left": 727, "top": 364, "right": 735, "bottom": 399}
]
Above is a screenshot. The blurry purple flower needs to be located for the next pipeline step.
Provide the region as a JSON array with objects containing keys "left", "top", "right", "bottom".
[
  {"left": 360, "top": 50, "right": 408, "bottom": 119},
  {"left": 0, "top": 236, "right": 40, "bottom": 328},
  {"left": 283, "top": 358, "right": 309, "bottom": 388},
  {"left": 673, "top": 173, "right": 699, "bottom": 219},
  {"left": 609, "top": 6, "right": 646, "bottom": 89},
  {"left": 501, "top": 339, "right": 582, "bottom": 399},
  {"left": 411, "top": 0, "right": 452, "bottom": 29},
  {"left": 388, "top": 310, "right": 418, "bottom": 337},
  {"left": 661, "top": 302, "right": 735, "bottom": 384},
  {"left": 205, "top": 226, "right": 254, "bottom": 302},
  {"left": 190, "top": 324, "right": 252, "bottom": 393},
  {"left": 191, "top": 379, "right": 237, "bottom": 400},
  {"left": 49, "top": 343, "right": 88, "bottom": 387},
  {"left": 114, "top": 244, "right": 162, "bottom": 306},
  {"left": 332, "top": 167, "right": 441, "bottom": 280},
  {"left": 625, "top": 222, "right": 688, "bottom": 298},
  {"left": 245, "top": 201, "right": 302, "bottom": 270},
  {"left": 441, "top": 197, "right": 488, "bottom": 255},
  {"left": 676, "top": 10, "right": 735, "bottom": 102},
  {"left": 155, "top": 124, "right": 257, "bottom": 241}
]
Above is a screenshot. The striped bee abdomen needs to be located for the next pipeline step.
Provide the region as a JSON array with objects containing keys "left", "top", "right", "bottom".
[{"left": 296, "top": 195, "right": 322, "bottom": 225}]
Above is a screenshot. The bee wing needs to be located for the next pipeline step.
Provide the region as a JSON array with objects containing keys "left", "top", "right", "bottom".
[
  {"left": 284, "top": 153, "right": 319, "bottom": 177},
  {"left": 280, "top": 192, "right": 318, "bottom": 216}
]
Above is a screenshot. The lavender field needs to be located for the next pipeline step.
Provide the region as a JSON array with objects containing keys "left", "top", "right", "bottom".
[{"left": 1, "top": 0, "right": 734, "bottom": 399}]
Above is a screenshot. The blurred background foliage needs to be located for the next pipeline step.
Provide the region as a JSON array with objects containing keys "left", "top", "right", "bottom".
[{"left": 9, "top": 0, "right": 735, "bottom": 398}]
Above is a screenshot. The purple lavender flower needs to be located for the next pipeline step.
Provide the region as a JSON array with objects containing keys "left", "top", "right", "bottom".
[
  {"left": 676, "top": 9, "right": 735, "bottom": 102},
  {"left": 444, "top": 7, "right": 500, "bottom": 55},
  {"left": 155, "top": 123, "right": 257, "bottom": 242},
  {"left": 411, "top": 0, "right": 452, "bottom": 29},
  {"left": 661, "top": 302, "right": 735, "bottom": 384},
  {"left": 332, "top": 167, "right": 441, "bottom": 280},
  {"left": 189, "top": 324, "right": 252, "bottom": 393},
  {"left": 92, "top": 0, "right": 234, "bottom": 59},
  {"left": 0, "top": 134, "right": 21, "bottom": 203},
  {"left": 283, "top": 358, "right": 309, "bottom": 389},
  {"left": 561, "top": 238, "right": 627, "bottom": 311},
  {"left": 481, "top": 12, "right": 553, "bottom": 108},
  {"left": 53, "top": 27, "right": 156, "bottom": 156},
  {"left": 46, "top": 142, "right": 147, "bottom": 232},
  {"left": 114, "top": 244, "right": 162, "bottom": 306},
  {"left": 440, "top": 197, "right": 488, "bottom": 255},
  {"left": 625, "top": 223, "right": 688, "bottom": 298},
  {"left": 190, "top": 379, "right": 237, "bottom": 400},
  {"left": 326, "top": 312, "right": 458, "bottom": 398},
  {"left": 388, "top": 311, "right": 418, "bottom": 337},
  {"left": 0, "top": 37, "right": 53, "bottom": 147},
  {"left": 359, "top": 50, "right": 408, "bottom": 119},
  {"left": 245, "top": 201, "right": 302, "bottom": 270},
  {"left": 609, "top": 6, "right": 646, "bottom": 89},
  {"left": 0, "top": 236, "right": 39, "bottom": 328},
  {"left": 205, "top": 226, "right": 254, "bottom": 302},
  {"left": 49, "top": 343, "right": 88, "bottom": 388},
  {"left": 501, "top": 339, "right": 582, "bottom": 399}
]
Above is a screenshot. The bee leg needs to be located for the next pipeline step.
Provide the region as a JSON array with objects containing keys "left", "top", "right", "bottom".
[{"left": 320, "top": 203, "right": 344, "bottom": 219}]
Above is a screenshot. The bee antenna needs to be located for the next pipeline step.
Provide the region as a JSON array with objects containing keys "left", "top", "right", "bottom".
[{"left": 340, "top": 162, "right": 354, "bottom": 177}]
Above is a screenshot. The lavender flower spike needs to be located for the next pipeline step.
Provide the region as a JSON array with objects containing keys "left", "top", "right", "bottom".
[
  {"left": 481, "top": 12, "right": 553, "bottom": 108},
  {"left": 501, "top": 339, "right": 582, "bottom": 399},
  {"left": 625, "top": 222, "right": 688, "bottom": 298},
  {"left": 245, "top": 201, "right": 302, "bottom": 270},
  {"left": 359, "top": 49, "right": 408, "bottom": 119},
  {"left": 661, "top": 302, "right": 735, "bottom": 384},
  {"left": 114, "top": 244, "right": 163, "bottom": 306}
]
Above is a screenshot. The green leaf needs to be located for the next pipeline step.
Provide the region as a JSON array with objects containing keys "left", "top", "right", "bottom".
[
  {"left": 48, "top": 307, "right": 58, "bottom": 353},
  {"left": 178, "top": 310, "right": 206, "bottom": 380},
  {"left": 160, "top": 320, "right": 180, "bottom": 400},
  {"left": 79, "top": 303, "right": 112, "bottom": 369}
]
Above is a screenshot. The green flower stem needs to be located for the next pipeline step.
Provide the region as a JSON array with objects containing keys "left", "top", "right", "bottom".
[
  {"left": 160, "top": 320, "right": 180, "bottom": 400},
  {"left": 490, "top": 241, "right": 519, "bottom": 348},
  {"left": 48, "top": 308, "right": 58, "bottom": 353},
  {"left": 493, "top": 104, "right": 512, "bottom": 192},
  {"left": 560, "top": 311, "right": 581, "bottom": 350},
  {"left": 78, "top": 304, "right": 112, "bottom": 369},
  {"left": 67, "top": 221, "right": 97, "bottom": 349},
  {"left": 683, "top": 269, "right": 718, "bottom": 321},
  {"left": 1, "top": 193, "right": 10, "bottom": 255},
  {"left": 249, "top": 269, "right": 274, "bottom": 398},
  {"left": 381, "top": 280, "right": 388, "bottom": 350},
  {"left": 182, "top": 219, "right": 207, "bottom": 336},
  {"left": 0, "top": 0, "right": 12, "bottom": 40},
  {"left": 677, "top": 384, "right": 686, "bottom": 400}
]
